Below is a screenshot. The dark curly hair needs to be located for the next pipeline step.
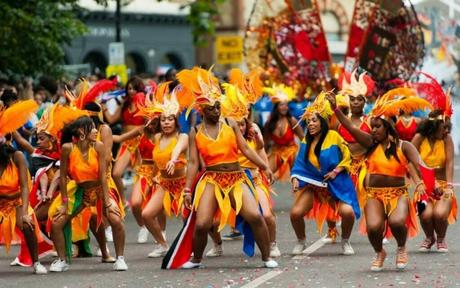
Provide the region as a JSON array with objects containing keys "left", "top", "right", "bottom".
[
  {"left": 416, "top": 109, "right": 445, "bottom": 138},
  {"left": 60, "top": 116, "right": 95, "bottom": 146}
]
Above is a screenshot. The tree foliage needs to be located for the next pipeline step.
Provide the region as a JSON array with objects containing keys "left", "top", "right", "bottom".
[{"left": 0, "top": 0, "right": 87, "bottom": 77}]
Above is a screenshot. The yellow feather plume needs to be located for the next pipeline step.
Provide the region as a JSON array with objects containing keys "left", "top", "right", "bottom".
[
  {"left": 229, "top": 68, "right": 263, "bottom": 104},
  {"left": 0, "top": 100, "right": 38, "bottom": 136},
  {"left": 300, "top": 91, "right": 334, "bottom": 122},
  {"left": 221, "top": 83, "right": 249, "bottom": 121},
  {"left": 264, "top": 84, "right": 296, "bottom": 103},
  {"left": 371, "top": 87, "right": 432, "bottom": 118}
]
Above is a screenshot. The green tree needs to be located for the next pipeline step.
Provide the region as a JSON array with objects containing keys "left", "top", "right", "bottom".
[{"left": 0, "top": 0, "right": 88, "bottom": 77}]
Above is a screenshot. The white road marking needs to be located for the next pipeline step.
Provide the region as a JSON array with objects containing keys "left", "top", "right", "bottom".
[
  {"left": 240, "top": 270, "right": 283, "bottom": 288},
  {"left": 292, "top": 236, "right": 326, "bottom": 260},
  {"left": 240, "top": 236, "right": 326, "bottom": 287}
]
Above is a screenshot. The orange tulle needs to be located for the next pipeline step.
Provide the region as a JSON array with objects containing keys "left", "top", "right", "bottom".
[{"left": 298, "top": 185, "right": 340, "bottom": 235}]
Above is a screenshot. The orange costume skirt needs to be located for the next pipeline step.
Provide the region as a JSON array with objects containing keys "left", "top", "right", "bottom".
[
  {"left": 47, "top": 181, "right": 124, "bottom": 259},
  {"left": 157, "top": 176, "right": 186, "bottom": 217},
  {"left": 116, "top": 136, "right": 141, "bottom": 165},
  {"left": 413, "top": 180, "right": 457, "bottom": 224},
  {"left": 134, "top": 164, "right": 156, "bottom": 209},
  {"left": 271, "top": 143, "right": 298, "bottom": 182},
  {"left": 359, "top": 186, "right": 418, "bottom": 238},
  {"left": 350, "top": 155, "right": 367, "bottom": 209},
  {"left": 193, "top": 170, "right": 257, "bottom": 231},
  {"left": 298, "top": 184, "right": 340, "bottom": 234},
  {"left": 0, "top": 196, "right": 42, "bottom": 253},
  {"left": 246, "top": 168, "right": 273, "bottom": 209}
]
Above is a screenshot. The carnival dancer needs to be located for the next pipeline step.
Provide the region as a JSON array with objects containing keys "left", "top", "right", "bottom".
[
  {"left": 263, "top": 84, "right": 304, "bottom": 181},
  {"left": 327, "top": 87, "right": 432, "bottom": 271},
  {"left": 48, "top": 116, "right": 127, "bottom": 272},
  {"left": 11, "top": 103, "right": 87, "bottom": 266},
  {"left": 325, "top": 70, "right": 374, "bottom": 244},
  {"left": 221, "top": 80, "right": 280, "bottom": 258},
  {"left": 289, "top": 92, "right": 360, "bottom": 256},
  {"left": 104, "top": 76, "right": 146, "bottom": 209},
  {"left": 411, "top": 83, "right": 456, "bottom": 252},
  {"left": 162, "top": 67, "right": 277, "bottom": 269},
  {"left": 136, "top": 82, "right": 189, "bottom": 258},
  {"left": 0, "top": 99, "right": 47, "bottom": 274}
]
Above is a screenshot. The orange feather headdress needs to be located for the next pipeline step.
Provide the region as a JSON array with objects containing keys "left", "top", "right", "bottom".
[
  {"left": 136, "top": 82, "right": 189, "bottom": 119},
  {"left": 176, "top": 67, "right": 222, "bottom": 109},
  {"left": 299, "top": 91, "right": 334, "bottom": 122},
  {"left": 36, "top": 104, "right": 88, "bottom": 139},
  {"left": 228, "top": 68, "right": 263, "bottom": 104},
  {"left": 65, "top": 78, "right": 118, "bottom": 110},
  {"left": 370, "top": 87, "right": 432, "bottom": 119},
  {"left": 0, "top": 100, "right": 38, "bottom": 139},
  {"left": 339, "top": 69, "right": 375, "bottom": 98}
]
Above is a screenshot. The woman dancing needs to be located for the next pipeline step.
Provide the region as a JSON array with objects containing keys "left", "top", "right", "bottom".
[
  {"left": 289, "top": 92, "right": 360, "bottom": 256},
  {"left": 48, "top": 116, "right": 127, "bottom": 272},
  {"left": 328, "top": 88, "right": 431, "bottom": 271},
  {"left": 162, "top": 68, "right": 277, "bottom": 269},
  {"left": 0, "top": 99, "right": 47, "bottom": 274}
]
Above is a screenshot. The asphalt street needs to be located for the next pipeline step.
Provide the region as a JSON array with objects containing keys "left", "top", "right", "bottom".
[{"left": 1, "top": 159, "right": 460, "bottom": 288}]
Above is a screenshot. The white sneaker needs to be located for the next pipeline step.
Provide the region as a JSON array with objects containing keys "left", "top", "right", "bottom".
[
  {"left": 10, "top": 257, "right": 20, "bottom": 266},
  {"left": 382, "top": 237, "right": 389, "bottom": 245},
  {"left": 270, "top": 242, "right": 281, "bottom": 257},
  {"left": 49, "top": 259, "right": 69, "bottom": 272},
  {"left": 206, "top": 243, "right": 223, "bottom": 257},
  {"left": 181, "top": 261, "right": 203, "bottom": 269},
  {"left": 292, "top": 240, "right": 306, "bottom": 255},
  {"left": 264, "top": 259, "right": 279, "bottom": 268},
  {"left": 113, "top": 256, "right": 128, "bottom": 271},
  {"left": 137, "top": 226, "right": 149, "bottom": 244},
  {"left": 33, "top": 262, "right": 47, "bottom": 274},
  {"left": 148, "top": 245, "right": 169, "bottom": 258},
  {"left": 105, "top": 226, "right": 113, "bottom": 243},
  {"left": 341, "top": 239, "right": 355, "bottom": 255}
]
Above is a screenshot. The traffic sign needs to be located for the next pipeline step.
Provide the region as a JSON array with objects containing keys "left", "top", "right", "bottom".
[{"left": 215, "top": 35, "right": 243, "bottom": 65}]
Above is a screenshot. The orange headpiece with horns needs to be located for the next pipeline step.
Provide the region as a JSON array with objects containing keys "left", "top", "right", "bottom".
[
  {"left": 339, "top": 69, "right": 375, "bottom": 98},
  {"left": 36, "top": 104, "right": 88, "bottom": 139},
  {"left": 370, "top": 87, "right": 432, "bottom": 120},
  {"left": 136, "top": 82, "right": 190, "bottom": 119},
  {"left": 0, "top": 100, "right": 38, "bottom": 142},
  {"left": 176, "top": 67, "right": 222, "bottom": 109},
  {"left": 228, "top": 68, "right": 263, "bottom": 104}
]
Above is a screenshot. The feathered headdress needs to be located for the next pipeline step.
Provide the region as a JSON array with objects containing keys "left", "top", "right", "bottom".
[
  {"left": 409, "top": 72, "right": 453, "bottom": 118},
  {"left": 264, "top": 84, "right": 296, "bottom": 103},
  {"left": 65, "top": 78, "right": 118, "bottom": 110},
  {"left": 176, "top": 67, "right": 222, "bottom": 108},
  {"left": 370, "top": 87, "right": 432, "bottom": 119},
  {"left": 0, "top": 100, "right": 38, "bottom": 140},
  {"left": 136, "top": 82, "right": 185, "bottom": 119},
  {"left": 228, "top": 68, "right": 263, "bottom": 104},
  {"left": 221, "top": 83, "right": 250, "bottom": 121},
  {"left": 36, "top": 104, "right": 88, "bottom": 139},
  {"left": 339, "top": 69, "right": 375, "bottom": 98},
  {"left": 299, "top": 91, "right": 334, "bottom": 121}
]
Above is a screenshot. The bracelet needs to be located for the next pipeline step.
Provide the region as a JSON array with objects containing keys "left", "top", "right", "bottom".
[
  {"left": 184, "top": 187, "right": 191, "bottom": 193},
  {"left": 332, "top": 167, "right": 341, "bottom": 174},
  {"left": 61, "top": 196, "right": 69, "bottom": 203}
]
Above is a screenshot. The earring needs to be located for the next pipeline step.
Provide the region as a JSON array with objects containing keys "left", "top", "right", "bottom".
[{"left": 80, "top": 134, "right": 86, "bottom": 141}]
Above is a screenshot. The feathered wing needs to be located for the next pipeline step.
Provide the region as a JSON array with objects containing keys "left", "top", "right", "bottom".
[
  {"left": 46, "top": 105, "right": 88, "bottom": 138},
  {"left": 371, "top": 88, "right": 432, "bottom": 118},
  {"left": 75, "top": 79, "right": 118, "bottom": 109},
  {"left": 410, "top": 72, "right": 452, "bottom": 117},
  {"left": 0, "top": 100, "right": 38, "bottom": 135}
]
